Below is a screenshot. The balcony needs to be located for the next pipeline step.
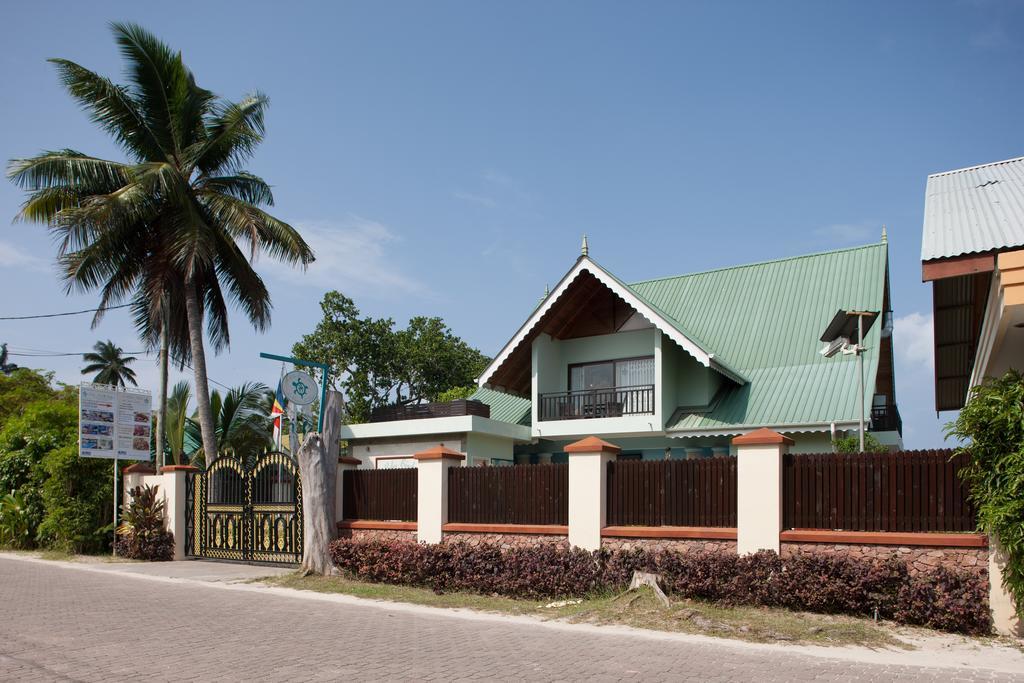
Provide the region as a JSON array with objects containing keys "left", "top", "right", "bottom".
[
  {"left": 369, "top": 399, "right": 490, "bottom": 423},
  {"left": 870, "top": 403, "right": 902, "bottom": 435},
  {"left": 538, "top": 385, "right": 655, "bottom": 422}
]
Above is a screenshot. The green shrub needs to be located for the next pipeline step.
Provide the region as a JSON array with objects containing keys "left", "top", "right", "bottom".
[
  {"left": 36, "top": 444, "right": 113, "bottom": 554},
  {"left": 833, "top": 432, "right": 888, "bottom": 453},
  {"left": 0, "top": 397, "right": 113, "bottom": 553},
  {"left": 947, "top": 369, "right": 1024, "bottom": 617},
  {"left": 0, "top": 493, "right": 33, "bottom": 549}
]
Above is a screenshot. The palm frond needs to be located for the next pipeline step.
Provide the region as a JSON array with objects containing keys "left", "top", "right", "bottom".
[
  {"left": 109, "top": 22, "right": 192, "bottom": 156},
  {"left": 199, "top": 191, "right": 313, "bottom": 265},
  {"left": 189, "top": 93, "right": 268, "bottom": 175},
  {"left": 7, "top": 150, "right": 129, "bottom": 192},
  {"left": 197, "top": 172, "right": 274, "bottom": 206},
  {"left": 47, "top": 58, "right": 164, "bottom": 160}
]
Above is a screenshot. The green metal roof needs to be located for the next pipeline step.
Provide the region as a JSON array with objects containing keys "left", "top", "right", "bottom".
[
  {"left": 470, "top": 386, "right": 532, "bottom": 426},
  {"left": 628, "top": 242, "right": 888, "bottom": 434}
]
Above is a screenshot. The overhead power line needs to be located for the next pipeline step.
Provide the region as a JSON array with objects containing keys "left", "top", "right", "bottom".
[
  {"left": 0, "top": 303, "right": 132, "bottom": 320},
  {"left": 6, "top": 346, "right": 233, "bottom": 391}
]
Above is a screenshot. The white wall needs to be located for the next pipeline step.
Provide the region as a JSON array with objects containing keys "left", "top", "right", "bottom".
[
  {"left": 352, "top": 438, "right": 465, "bottom": 468},
  {"left": 465, "top": 432, "right": 515, "bottom": 465}
]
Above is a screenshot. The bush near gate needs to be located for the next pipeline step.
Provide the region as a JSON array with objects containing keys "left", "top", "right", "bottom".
[
  {"left": 114, "top": 484, "right": 174, "bottom": 561},
  {"left": 329, "top": 540, "right": 991, "bottom": 635}
]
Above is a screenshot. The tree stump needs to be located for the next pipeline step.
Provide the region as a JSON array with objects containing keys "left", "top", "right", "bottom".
[{"left": 297, "top": 390, "right": 343, "bottom": 575}]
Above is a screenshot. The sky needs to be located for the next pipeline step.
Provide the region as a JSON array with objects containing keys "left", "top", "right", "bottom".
[{"left": 1, "top": 0, "right": 1022, "bottom": 448}]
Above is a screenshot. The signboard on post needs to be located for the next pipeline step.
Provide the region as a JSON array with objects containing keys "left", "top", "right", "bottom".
[{"left": 79, "top": 383, "right": 153, "bottom": 461}]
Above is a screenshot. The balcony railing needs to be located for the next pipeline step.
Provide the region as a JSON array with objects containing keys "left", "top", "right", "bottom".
[
  {"left": 369, "top": 399, "right": 490, "bottom": 423},
  {"left": 538, "top": 385, "right": 655, "bottom": 422},
  {"left": 870, "top": 403, "right": 902, "bottom": 436}
]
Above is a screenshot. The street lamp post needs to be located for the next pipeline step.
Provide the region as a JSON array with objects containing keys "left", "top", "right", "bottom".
[{"left": 819, "top": 309, "right": 878, "bottom": 452}]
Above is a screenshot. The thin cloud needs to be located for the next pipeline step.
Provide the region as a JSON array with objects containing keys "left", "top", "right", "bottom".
[
  {"left": 0, "top": 240, "right": 50, "bottom": 273},
  {"left": 452, "top": 190, "right": 497, "bottom": 208},
  {"left": 261, "top": 217, "right": 425, "bottom": 297},
  {"left": 893, "top": 311, "right": 934, "bottom": 373}
]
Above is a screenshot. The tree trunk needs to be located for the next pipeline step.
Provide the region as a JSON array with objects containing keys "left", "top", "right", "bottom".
[
  {"left": 154, "top": 314, "right": 169, "bottom": 467},
  {"left": 183, "top": 277, "right": 218, "bottom": 465},
  {"left": 298, "top": 390, "right": 342, "bottom": 575}
]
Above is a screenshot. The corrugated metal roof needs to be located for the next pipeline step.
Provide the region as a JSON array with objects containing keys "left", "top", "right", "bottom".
[
  {"left": 629, "top": 243, "right": 887, "bottom": 433},
  {"left": 470, "top": 386, "right": 532, "bottom": 426},
  {"left": 921, "top": 156, "right": 1024, "bottom": 261}
]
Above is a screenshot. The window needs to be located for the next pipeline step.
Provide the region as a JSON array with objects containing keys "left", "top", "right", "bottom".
[{"left": 569, "top": 356, "right": 654, "bottom": 392}]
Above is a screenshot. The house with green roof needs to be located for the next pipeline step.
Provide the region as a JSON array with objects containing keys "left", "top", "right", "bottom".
[{"left": 339, "top": 238, "right": 901, "bottom": 466}]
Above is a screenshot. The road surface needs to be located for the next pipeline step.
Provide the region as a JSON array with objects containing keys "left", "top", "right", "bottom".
[{"left": 0, "top": 556, "right": 1015, "bottom": 681}]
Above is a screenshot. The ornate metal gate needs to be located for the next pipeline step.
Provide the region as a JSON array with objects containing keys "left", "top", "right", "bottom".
[{"left": 185, "top": 451, "right": 303, "bottom": 564}]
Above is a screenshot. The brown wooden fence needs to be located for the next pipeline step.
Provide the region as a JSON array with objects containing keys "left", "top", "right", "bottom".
[
  {"left": 342, "top": 468, "right": 417, "bottom": 521},
  {"left": 783, "top": 450, "right": 976, "bottom": 532},
  {"left": 448, "top": 464, "right": 568, "bottom": 525},
  {"left": 606, "top": 458, "right": 737, "bottom": 527}
]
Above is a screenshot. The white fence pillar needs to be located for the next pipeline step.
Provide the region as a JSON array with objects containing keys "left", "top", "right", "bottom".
[
  {"left": 335, "top": 456, "right": 361, "bottom": 524},
  {"left": 566, "top": 436, "right": 620, "bottom": 551},
  {"left": 134, "top": 465, "right": 197, "bottom": 561},
  {"left": 414, "top": 445, "right": 465, "bottom": 544},
  {"left": 989, "top": 538, "right": 1023, "bottom": 636},
  {"left": 733, "top": 428, "right": 791, "bottom": 555}
]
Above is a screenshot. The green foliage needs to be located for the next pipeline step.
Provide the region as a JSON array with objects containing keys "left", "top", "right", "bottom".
[
  {"left": 0, "top": 396, "right": 113, "bottom": 553},
  {"left": 294, "top": 292, "right": 490, "bottom": 422},
  {"left": 115, "top": 484, "right": 174, "bottom": 561},
  {"left": 947, "top": 369, "right": 1024, "bottom": 616},
  {"left": 81, "top": 339, "right": 138, "bottom": 387},
  {"left": 436, "top": 386, "right": 477, "bottom": 402},
  {"left": 36, "top": 443, "right": 113, "bottom": 554},
  {"left": 833, "top": 433, "right": 888, "bottom": 453},
  {"left": 0, "top": 367, "right": 60, "bottom": 426},
  {"left": 185, "top": 382, "right": 271, "bottom": 465},
  {"left": 0, "top": 493, "right": 33, "bottom": 549},
  {"left": 165, "top": 381, "right": 192, "bottom": 465}
]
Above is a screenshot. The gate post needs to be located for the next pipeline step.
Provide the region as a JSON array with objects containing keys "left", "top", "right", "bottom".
[
  {"left": 733, "top": 428, "right": 791, "bottom": 555},
  {"left": 157, "top": 465, "right": 200, "bottom": 560},
  {"left": 335, "top": 457, "right": 361, "bottom": 525},
  {"left": 566, "top": 436, "right": 620, "bottom": 551},
  {"left": 414, "top": 445, "right": 465, "bottom": 544}
]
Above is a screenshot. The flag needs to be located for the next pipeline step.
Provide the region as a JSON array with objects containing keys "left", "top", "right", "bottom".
[{"left": 271, "top": 375, "right": 286, "bottom": 446}]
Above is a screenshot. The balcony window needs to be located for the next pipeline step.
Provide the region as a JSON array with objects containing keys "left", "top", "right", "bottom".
[{"left": 540, "top": 356, "right": 655, "bottom": 421}]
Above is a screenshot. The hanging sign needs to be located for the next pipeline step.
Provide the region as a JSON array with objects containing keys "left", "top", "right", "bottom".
[
  {"left": 79, "top": 383, "right": 152, "bottom": 460},
  {"left": 281, "top": 370, "right": 318, "bottom": 406}
]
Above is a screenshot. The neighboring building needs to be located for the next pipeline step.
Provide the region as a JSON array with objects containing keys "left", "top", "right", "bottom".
[
  {"left": 341, "top": 238, "right": 902, "bottom": 466},
  {"left": 922, "top": 156, "right": 1024, "bottom": 411}
]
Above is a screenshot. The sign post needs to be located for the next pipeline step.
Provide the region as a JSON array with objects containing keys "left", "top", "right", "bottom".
[
  {"left": 79, "top": 383, "right": 153, "bottom": 556},
  {"left": 258, "top": 353, "right": 331, "bottom": 432}
]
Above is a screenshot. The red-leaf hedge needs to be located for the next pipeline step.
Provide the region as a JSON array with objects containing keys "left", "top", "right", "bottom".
[{"left": 329, "top": 539, "right": 991, "bottom": 635}]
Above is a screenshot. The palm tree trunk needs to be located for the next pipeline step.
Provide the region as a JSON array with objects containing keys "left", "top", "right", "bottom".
[
  {"left": 155, "top": 314, "right": 169, "bottom": 467},
  {"left": 183, "top": 277, "right": 218, "bottom": 464}
]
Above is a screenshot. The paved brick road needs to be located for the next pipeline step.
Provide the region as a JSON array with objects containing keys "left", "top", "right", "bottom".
[{"left": 0, "top": 557, "right": 1014, "bottom": 682}]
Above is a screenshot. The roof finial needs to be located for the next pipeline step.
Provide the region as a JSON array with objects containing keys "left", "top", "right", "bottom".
[
  {"left": 881, "top": 225, "right": 888, "bottom": 243},
  {"left": 539, "top": 283, "right": 549, "bottom": 304},
  {"left": 581, "top": 234, "right": 589, "bottom": 258}
]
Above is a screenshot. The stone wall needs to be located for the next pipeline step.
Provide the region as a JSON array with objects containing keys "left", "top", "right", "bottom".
[
  {"left": 780, "top": 542, "right": 988, "bottom": 578},
  {"left": 601, "top": 537, "right": 737, "bottom": 555},
  {"left": 336, "top": 527, "right": 416, "bottom": 543},
  {"left": 442, "top": 532, "right": 570, "bottom": 550}
]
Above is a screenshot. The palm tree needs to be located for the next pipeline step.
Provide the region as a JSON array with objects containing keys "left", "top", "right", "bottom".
[
  {"left": 81, "top": 340, "right": 138, "bottom": 387},
  {"left": 7, "top": 23, "right": 314, "bottom": 462},
  {"left": 165, "top": 380, "right": 192, "bottom": 466},
  {"left": 186, "top": 382, "right": 271, "bottom": 466}
]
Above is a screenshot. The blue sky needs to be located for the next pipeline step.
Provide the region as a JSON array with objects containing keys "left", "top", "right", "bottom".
[{"left": 2, "top": 1, "right": 1022, "bottom": 447}]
